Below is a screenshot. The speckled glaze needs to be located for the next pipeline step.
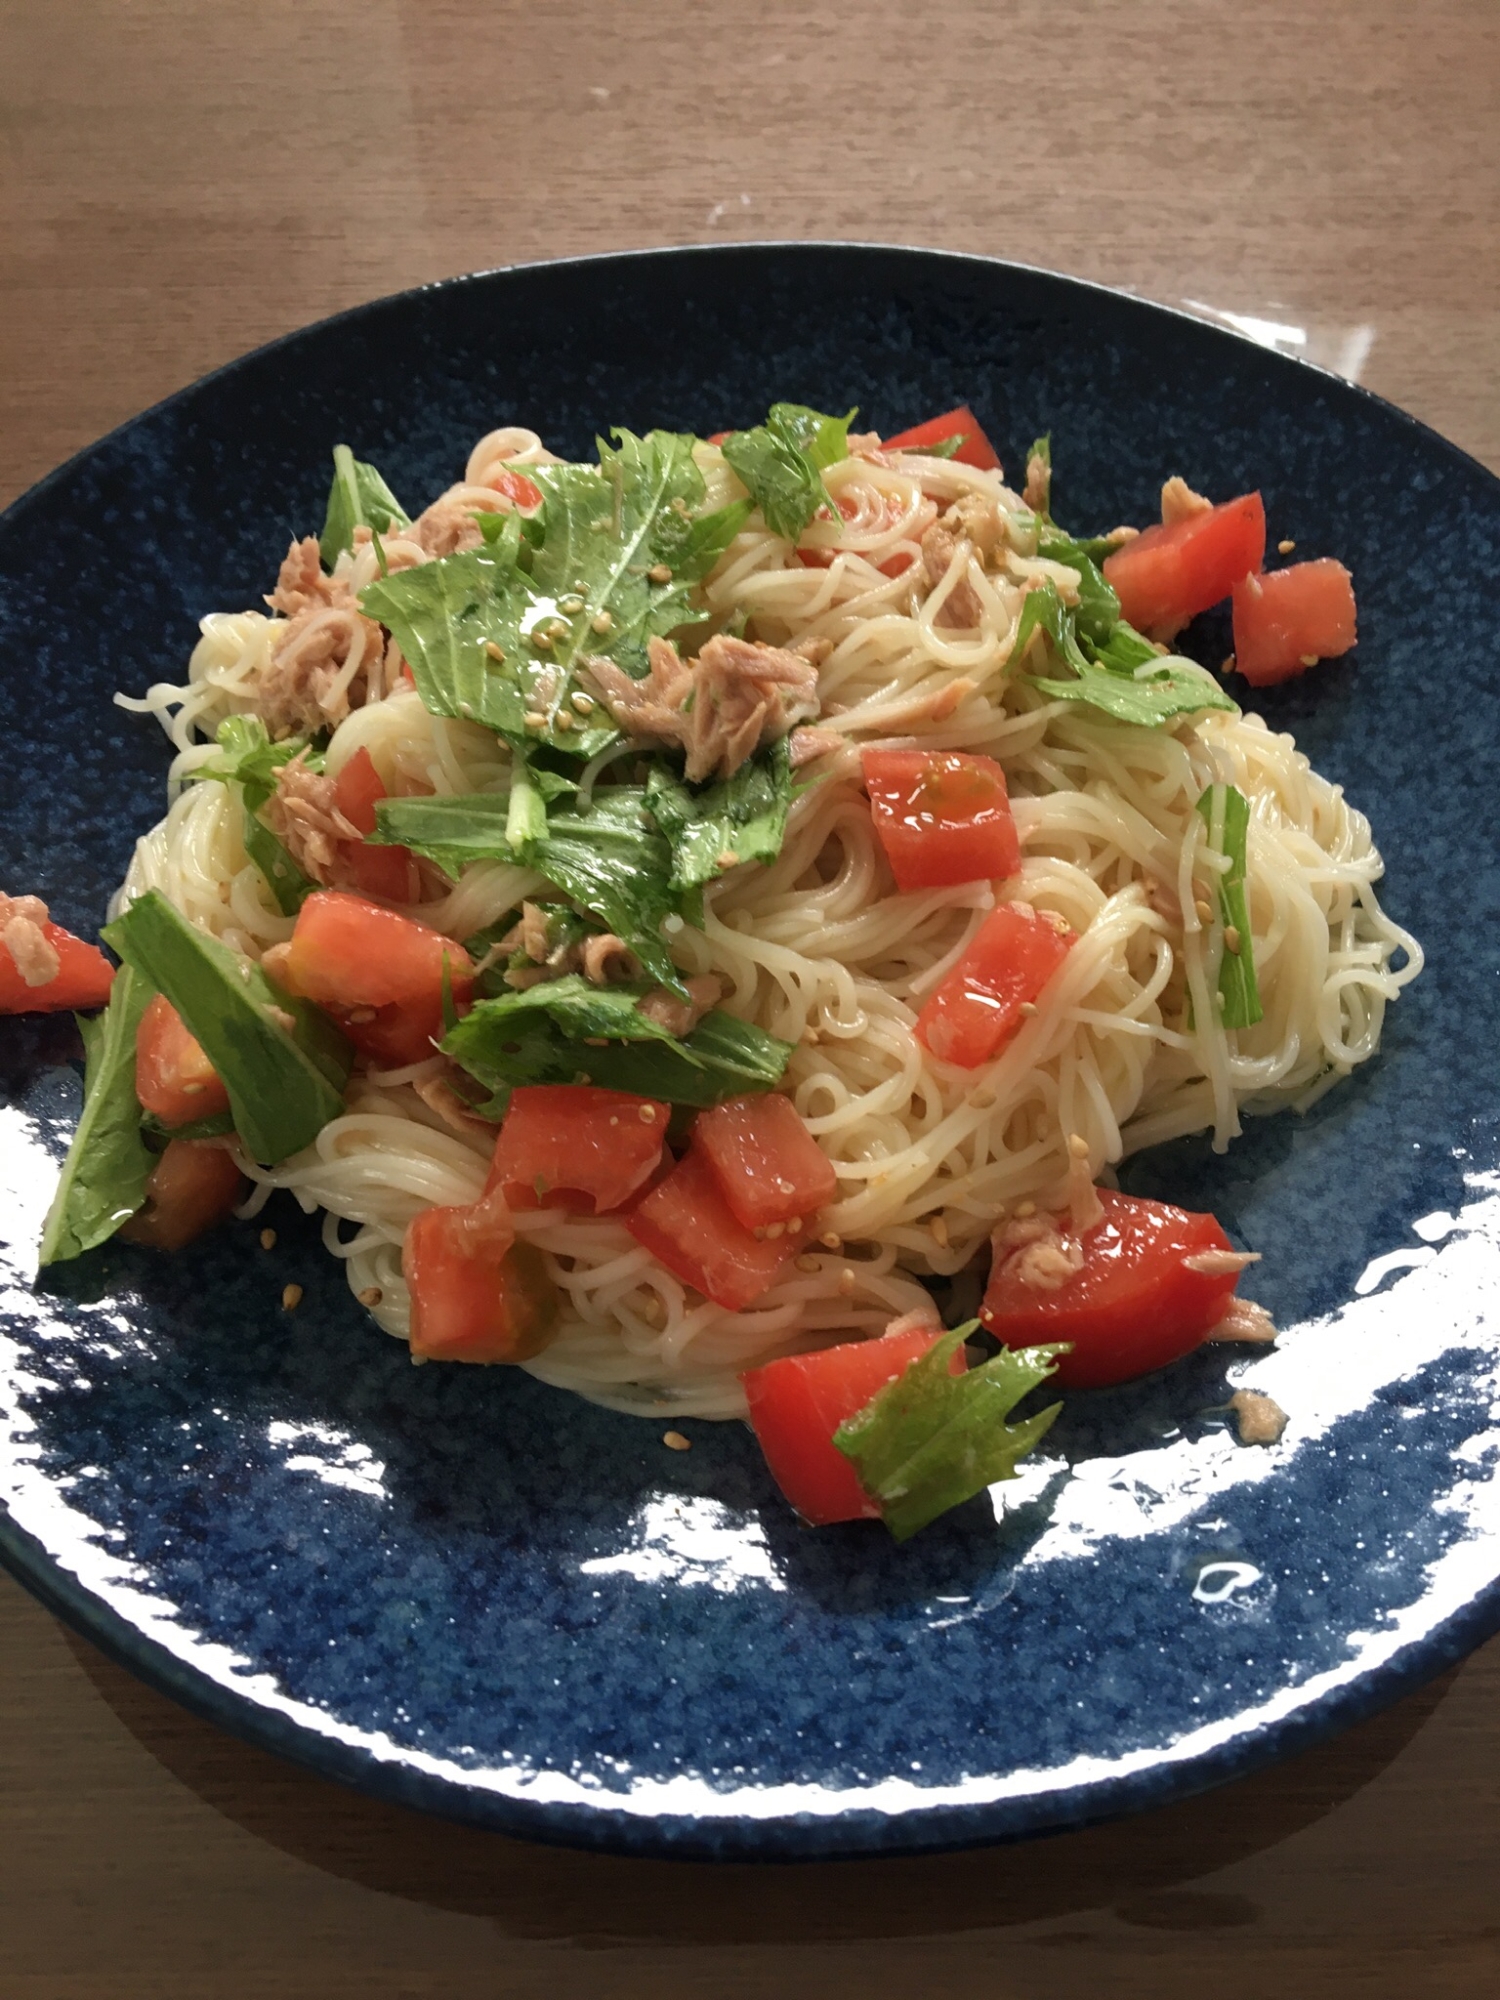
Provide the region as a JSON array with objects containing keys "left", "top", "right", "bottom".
[{"left": 2, "top": 247, "right": 1499, "bottom": 1860}]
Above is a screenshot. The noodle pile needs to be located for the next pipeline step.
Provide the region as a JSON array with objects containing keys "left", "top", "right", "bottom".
[{"left": 113, "top": 425, "right": 1421, "bottom": 1416}]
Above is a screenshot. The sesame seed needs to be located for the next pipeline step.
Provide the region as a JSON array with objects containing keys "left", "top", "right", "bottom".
[
  {"left": 803, "top": 1027, "right": 820, "bottom": 1045},
  {"left": 571, "top": 691, "right": 595, "bottom": 714},
  {"left": 929, "top": 1213, "right": 950, "bottom": 1248},
  {"left": 971, "top": 1087, "right": 997, "bottom": 1110},
  {"left": 1016, "top": 1200, "right": 1036, "bottom": 1219},
  {"left": 1299, "top": 652, "right": 1318, "bottom": 667},
  {"left": 786, "top": 1216, "right": 802, "bottom": 1232},
  {"left": 281, "top": 1283, "right": 303, "bottom": 1311},
  {"left": 663, "top": 1430, "right": 691, "bottom": 1451},
  {"left": 358, "top": 1286, "right": 383, "bottom": 1307},
  {"left": 523, "top": 711, "right": 546, "bottom": 729},
  {"left": 820, "top": 1230, "right": 842, "bottom": 1250},
  {"left": 555, "top": 710, "right": 573, "bottom": 731},
  {"left": 795, "top": 1253, "right": 820, "bottom": 1272},
  {"left": 1195, "top": 898, "right": 1214, "bottom": 925},
  {"left": 485, "top": 641, "right": 506, "bottom": 662},
  {"left": 259, "top": 1227, "right": 276, "bottom": 1250},
  {"left": 609, "top": 1115, "right": 620, "bottom": 1127},
  {"left": 647, "top": 563, "right": 673, "bottom": 584},
  {"left": 1223, "top": 925, "right": 1242, "bottom": 955},
  {"left": 591, "top": 610, "right": 613, "bottom": 633},
  {"left": 1018, "top": 1001, "right": 1038, "bottom": 1016},
  {"left": 182, "top": 1081, "right": 205, "bottom": 1096},
  {"left": 1068, "top": 1132, "right": 1090, "bottom": 1160},
  {"left": 1221, "top": 654, "right": 1237, "bottom": 676},
  {"left": 765, "top": 1221, "right": 784, "bottom": 1240},
  {"left": 1278, "top": 539, "right": 1296, "bottom": 554},
  {"left": 717, "top": 850, "right": 738, "bottom": 870},
  {"left": 559, "top": 595, "right": 585, "bottom": 615},
  {"left": 638, "top": 1103, "right": 658, "bottom": 1123},
  {"left": 838, "top": 1266, "right": 857, "bottom": 1295},
  {"left": 532, "top": 630, "right": 553, "bottom": 649}
]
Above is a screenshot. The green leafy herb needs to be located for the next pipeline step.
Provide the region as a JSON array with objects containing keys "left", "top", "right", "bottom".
[
  {"left": 376, "top": 782, "right": 688, "bottom": 994},
  {"left": 361, "top": 429, "right": 730, "bottom": 759},
  {"left": 645, "top": 738, "right": 796, "bottom": 890},
  {"left": 1016, "top": 583, "right": 1237, "bottom": 728},
  {"left": 319, "top": 444, "right": 412, "bottom": 567},
  {"left": 1036, "top": 527, "right": 1121, "bottom": 646},
  {"left": 1195, "top": 783, "right": 1263, "bottom": 1029},
  {"left": 894, "top": 433, "right": 966, "bottom": 460},
  {"left": 37, "top": 964, "right": 155, "bottom": 1266},
  {"left": 720, "top": 402, "right": 856, "bottom": 541},
  {"left": 188, "top": 717, "right": 321, "bottom": 916},
  {"left": 442, "top": 976, "right": 793, "bottom": 1112},
  {"left": 103, "top": 891, "right": 350, "bottom": 1164},
  {"left": 834, "top": 1325, "right": 1066, "bottom": 1542}
]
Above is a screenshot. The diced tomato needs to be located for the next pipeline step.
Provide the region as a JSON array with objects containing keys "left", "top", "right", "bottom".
[
  {"left": 627, "top": 1148, "right": 809, "bottom": 1310},
  {"left": 1102, "top": 492, "right": 1266, "bottom": 633},
  {"left": 483, "top": 466, "right": 544, "bottom": 514},
  {"left": 981, "top": 1187, "right": 1238, "bottom": 1388},
  {"left": 863, "top": 749, "right": 1021, "bottom": 891},
  {"left": 915, "top": 903, "right": 1074, "bottom": 1069},
  {"left": 706, "top": 431, "right": 732, "bottom": 446},
  {"left": 329, "top": 748, "right": 420, "bottom": 903},
  {"left": 486, "top": 1085, "right": 669, "bottom": 1214},
  {"left": 796, "top": 491, "right": 935, "bottom": 578},
  {"left": 120, "top": 1139, "right": 244, "bottom": 1251},
  {"left": 404, "top": 1186, "right": 559, "bottom": 1363},
  {"left": 742, "top": 1322, "right": 959, "bottom": 1525},
  {"left": 1231, "top": 560, "right": 1357, "bottom": 687},
  {"left": 134, "top": 993, "right": 231, "bottom": 1127},
  {"left": 271, "top": 891, "right": 474, "bottom": 1067},
  {"left": 693, "top": 1093, "right": 837, "bottom": 1232},
  {"left": 881, "top": 405, "right": 1002, "bottom": 473},
  {"left": 0, "top": 910, "right": 114, "bottom": 1015}
]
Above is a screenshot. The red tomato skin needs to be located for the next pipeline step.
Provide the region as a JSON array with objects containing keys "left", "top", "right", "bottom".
[
  {"left": 276, "top": 892, "right": 473, "bottom": 1066},
  {"left": 0, "top": 920, "right": 115, "bottom": 1014},
  {"left": 742, "top": 1325, "right": 958, "bottom": 1525},
  {"left": 627, "top": 1149, "right": 808, "bottom": 1310},
  {"left": 693, "top": 1093, "right": 837, "bottom": 1231},
  {"left": 1231, "top": 561, "right": 1357, "bottom": 686},
  {"left": 881, "top": 405, "right": 1002, "bottom": 472},
  {"left": 331, "top": 749, "right": 420, "bottom": 903},
  {"left": 981, "top": 1188, "right": 1237, "bottom": 1388},
  {"left": 134, "top": 993, "right": 232, "bottom": 1127},
  {"left": 404, "top": 1188, "right": 559, "bottom": 1363},
  {"left": 486, "top": 1085, "right": 670, "bottom": 1214},
  {"left": 915, "top": 904, "right": 1074, "bottom": 1069},
  {"left": 1102, "top": 493, "right": 1267, "bottom": 632},
  {"left": 121, "top": 1140, "right": 244, "bottom": 1251},
  {"left": 862, "top": 749, "right": 1022, "bottom": 891},
  {"left": 485, "top": 467, "right": 544, "bottom": 513}
]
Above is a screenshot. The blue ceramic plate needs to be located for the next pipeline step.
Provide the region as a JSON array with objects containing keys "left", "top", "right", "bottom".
[{"left": 2, "top": 246, "right": 1498, "bottom": 1859}]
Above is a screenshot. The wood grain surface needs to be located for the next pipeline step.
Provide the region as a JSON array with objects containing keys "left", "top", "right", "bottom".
[{"left": 2, "top": 4, "right": 1497, "bottom": 1995}]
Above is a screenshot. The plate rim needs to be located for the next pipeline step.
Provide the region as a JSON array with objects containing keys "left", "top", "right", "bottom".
[{"left": 2, "top": 240, "right": 1499, "bottom": 1860}]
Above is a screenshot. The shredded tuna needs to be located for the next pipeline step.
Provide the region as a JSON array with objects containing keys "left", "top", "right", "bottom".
[
  {"left": 581, "top": 933, "right": 643, "bottom": 985},
  {"left": 0, "top": 892, "right": 60, "bottom": 987},
  {"left": 583, "top": 633, "right": 819, "bottom": 783},
  {"left": 920, "top": 519, "right": 984, "bottom": 629},
  {"left": 413, "top": 1072, "right": 495, "bottom": 1135},
  {"left": 1207, "top": 1297, "right": 1278, "bottom": 1344},
  {"left": 258, "top": 606, "right": 392, "bottom": 739},
  {"left": 1023, "top": 448, "right": 1052, "bottom": 516},
  {"left": 408, "top": 483, "right": 512, "bottom": 557},
  {"left": 792, "top": 635, "right": 834, "bottom": 667},
  {"left": 847, "top": 431, "right": 888, "bottom": 462},
  {"left": 942, "top": 493, "right": 1006, "bottom": 559},
  {"left": 788, "top": 726, "right": 844, "bottom": 769},
  {"left": 1182, "top": 1248, "right": 1261, "bottom": 1276},
  {"left": 637, "top": 974, "right": 722, "bottom": 1037},
  {"left": 265, "top": 537, "right": 361, "bottom": 617},
  {"left": 882, "top": 1305, "right": 944, "bottom": 1340},
  {"left": 261, "top": 754, "right": 361, "bottom": 887},
  {"left": 990, "top": 1209, "right": 1086, "bottom": 1291},
  {"left": 1160, "top": 475, "right": 1213, "bottom": 526},
  {"left": 1227, "top": 1388, "right": 1287, "bottom": 1445},
  {"left": 1048, "top": 1135, "right": 1105, "bottom": 1236}
]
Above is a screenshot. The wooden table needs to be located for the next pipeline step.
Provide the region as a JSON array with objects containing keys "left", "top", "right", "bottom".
[{"left": 2, "top": 4, "right": 1497, "bottom": 1994}]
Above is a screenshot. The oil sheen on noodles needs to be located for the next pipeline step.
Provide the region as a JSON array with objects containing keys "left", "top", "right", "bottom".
[{"left": 113, "top": 431, "right": 1421, "bottom": 1416}]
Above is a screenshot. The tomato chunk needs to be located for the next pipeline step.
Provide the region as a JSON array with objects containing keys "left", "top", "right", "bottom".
[
  {"left": 627, "top": 1148, "right": 808, "bottom": 1310},
  {"left": 121, "top": 1139, "right": 244, "bottom": 1251},
  {"left": 694, "top": 1092, "right": 837, "bottom": 1231},
  {"left": 863, "top": 749, "right": 1021, "bottom": 891},
  {"left": 0, "top": 907, "right": 114, "bottom": 1015},
  {"left": 1231, "top": 560, "right": 1357, "bottom": 687},
  {"left": 915, "top": 903, "right": 1074, "bottom": 1069},
  {"left": 484, "top": 466, "right": 544, "bottom": 514},
  {"left": 980, "top": 1187, "right": 1238, "bottom": 1388},
  {"left": 487, "top": 1085, "right": 669, "bottom": 1213},
  {"left": 742, "top": 1322, "right": 958, "bottom": 1525},
  {"left": 329, "top": 748, "right": 420, "bottom": 903},
  {"left": 404, "top": 1187, "right": 559, "bottom": 1363},
  {"left": 1102, "top": 492, "right": 1266, "bottom": 633},
  {"left": 272, "top": 891, "right": 473, "bottom": 1067},
  {"left": 881, "top": 405, "right": 1002, "bottom": 472},
  {"left": 135, "top": 993, "right": 231, "bottom": 1127}
]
